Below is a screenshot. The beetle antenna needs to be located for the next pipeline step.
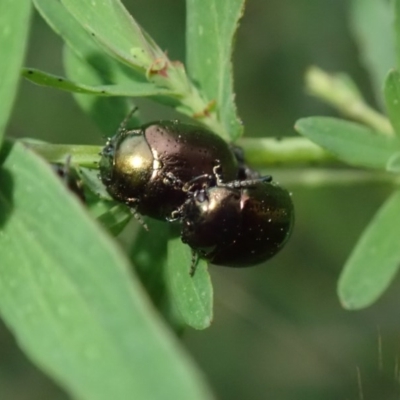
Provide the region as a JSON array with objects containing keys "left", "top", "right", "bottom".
[{"left": 118, "top": 106, "right": 139, "bottom": 134}]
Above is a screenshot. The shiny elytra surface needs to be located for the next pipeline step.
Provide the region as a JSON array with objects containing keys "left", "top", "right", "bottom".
[
  {"left": 181, "top": 182, "right": 294, "bottom": 267},
  {"left": 99, "top": 121, "right": 239, "bottom": 220}
]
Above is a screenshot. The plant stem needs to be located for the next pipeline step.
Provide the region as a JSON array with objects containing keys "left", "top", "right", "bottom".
[
  {"left": 23, "top": 141, "right": 102, "bottom": 169},
  {"left": 23, "top": 139, "right": 399, "bottom": 188},
  {"left": 238, "top": 137, "right": 336, "bottom": 166},
  {"left": 164, "top": 64, "right": 229, "bottom": 140},
  {"left": 306, "top": 66, "right": 393, "bottom": 136},
  {"left": 266, "top": 168, "right": 400, "bottom": 187}
]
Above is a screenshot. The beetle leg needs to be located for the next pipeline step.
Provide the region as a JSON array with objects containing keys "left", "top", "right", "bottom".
[
  {"left": 129, "top": 208, "right": 149, "bottom": 231},
  {"left": 182, "top": 173, "right": 214, "bottom": 192},
  {"left": 124, "top": 197, "right": 149, "bottom": 231},
  {"left": 167, "top": 203, "right": 185, "bottom": 222},
  {"left": 218, "top": 175, "right": 272, "bottom": 189},
  {"left": 189, "top": 250, "right": 199, "bottom": 277},
  {"left": 212, "top": 159, "right": 224, "bottom": 185},
  {"left": 162, "top": 172, "right": 185, "bottom": 189}
]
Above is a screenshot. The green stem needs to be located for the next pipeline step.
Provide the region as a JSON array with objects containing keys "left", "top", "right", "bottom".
[
  {"left": 23, "top": 139, "right": 399, "bottom": 188},
  {"left": 266, "top": 168, "right": 400, "bottom": 187},
  {"left": 238, "top": 137, "right": 336, "bottom": 166},
  {"left": 306, "top": 66, "right": 393, "bottom": 136},
  {"left": 163, "top": 65, "right": 229, "bottom": 140},
  {"left": 23, "top": 141, "right": 102, "bottom": 169}
]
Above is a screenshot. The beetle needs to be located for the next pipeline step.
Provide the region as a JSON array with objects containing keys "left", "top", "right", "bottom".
[
  {"left": 99, "top": 112, "right": 294, "bottom": 276},
  {"left": 173, "top": 170, "right": 294, "bottom": 275},
  {"left": 99, "top": 116, "right": 239, "bottom": 220}
]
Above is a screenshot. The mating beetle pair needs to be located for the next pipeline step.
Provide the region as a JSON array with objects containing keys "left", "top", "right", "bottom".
[{"left": 99, "top": 114, "right": 294, "bottom": 275}]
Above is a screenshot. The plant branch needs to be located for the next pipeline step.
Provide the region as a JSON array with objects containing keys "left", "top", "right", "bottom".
[
  {"left": 238, "top": 137, "right": 336, "bottom": 166},
  {"left": 23, "top": 141, "right": 102, "bottom": 169},
  {"left": 266, "top": 168, "right": 400, "bottom": 187},
  {"left": 23, "top": 139, "right": 399, "bottom": 188},
  {"left": 306, "top": 66, "right": 393, "bottom": 136}
]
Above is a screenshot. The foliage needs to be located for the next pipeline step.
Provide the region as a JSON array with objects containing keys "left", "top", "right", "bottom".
[
  {"left": 1, "top": 0, "right": 400, "bottom": 398},
  {"left": 296, "top": 0, "right": 400, "bottom": 310}
]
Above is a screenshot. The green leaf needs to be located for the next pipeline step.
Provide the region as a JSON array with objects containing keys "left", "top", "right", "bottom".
[
  {"left": 131, "top": 220, "right": 170, "bottom": 307},
  {"left": 81, "top": 166, "right": 132, "bottom": 235},
  {"left": 0, "top": 141, "right": 213, "bottom": 400},
  {"left": 167, "top": 237, "right": 213, "bottom": 330},
  {"left": 0, "top": 0, "right": 32, "bottom": 142},
  {"left": 33, "top": 0, "right": 103, "bottom": 64},
  {"left": 384, "top": 69, "right": 400, "bottom": 137},
  {"left": 338, "top": 190, "right": 400, "bottom": 309},
  {"left": 34, "top": 0, "right": 230, "bottom": 141},
  {"left": 33, "top": 0, "right": 145, "bottom": 135},
  {"left": 305, "top": 66, "right": 393, "bottom": 135},
  {"left": 186, "top": 0, "right": 245, "bottom": 140},
  {"left": 59, "top": 0, "right": 164, "bottom": 71},
  {"left": 78, "top": 167, "right": 112, "bottom": 201},
  {"left": 33, "top": 0, "right": 145, "bottom": 85},
  {"left": 33, "top": 0, "right": 100, "bottom": 61},
  {"left": 350, "top": 0, "right": 396, "bottom": 105},
  {"left": 63, "top": 46, "right": 140, "bottom": 135},
  {"left": 89, "top": 201, "right": 131, "bottom": 236},
  {"left": 295, "top": 117, "right": 400, "bottom": 170},
  {"left": 22, "top": 67, "right": 172, "bottom": 97},
  {"left": 130, "top": 220, "right": 186, "bottom": 331}
]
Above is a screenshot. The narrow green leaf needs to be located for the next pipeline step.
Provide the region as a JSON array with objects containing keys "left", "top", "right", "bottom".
[
  {"left": 131, "top": 221, "right": 186, "bottom": 331},
  {"left": 89, "top": 201, "right": 131, "bottom": 236},
  {"left": 186, "top": 0, "right": 245, "bottom": 140},
  {"left": 60, "top": 0, "right": 164, "bottom": 70},
  {"left": 384, "top": 69, "right": 400, "bottom": 137},
  {"left": 338, "top": 190, "right": 400, "bottom": 309},
  {"left": 131, "top": 220, "right": 170, "bottom": 308},
  {"left": 0, "top": 142, "right": 213, "bottom": 400},
  {"left": 34, "top": 0, "right": 228, "bottom": 141},
  {"left": 78, "top": 167, "right": 112, "bottom": 201},
  {"left": 0, "top": 0, "right": 32, "bottom": 142},
  {"left": 295, "top": 117, "right": 400, "bottom": 170},
  {"left": 306, "top": 66, "right": 394, "bottom": 135},
  {"left": 79, "top": 167, "right": 131, "bottom": 236},
  {"left": 33, "top": 0, "right": 146, "bottom": 136},
  {"left": 22, "top": 67, "right": 172, "bottom": 97},
  {"left": 131, "top": 221, "right": 208, "bottom": 333},
  {"left": 167, "top": 237, "right": 213, "bottom": 330},
  {"left": 63, "top": 46, "right": 139, "bottom": 136},
  {"left": 34, "top": 0, "right": 101, "bottom": 64},
  {"left": 350, "top": 0, "right": 396, "bottom": 105},
  {"left": 34, "top": 0, "right": 145, "bottom": 84}
]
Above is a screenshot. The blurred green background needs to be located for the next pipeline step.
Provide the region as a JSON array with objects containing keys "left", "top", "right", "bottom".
[{"left": 3, "top": 0, "right": 399, "bottom": 399}]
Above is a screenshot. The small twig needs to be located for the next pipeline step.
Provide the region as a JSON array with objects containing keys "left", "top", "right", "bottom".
[
  {"left": 306, "top": 66, "right": 393, "bottom": 136},
  {"left": 22, "top": 140, "right": 400, "bottom": 188},
  {"left": 22, "top": 141, "right": 102, "bottom": 169},
  {"left": 238, "top": 137, "right": 336, "bottom": 166}
]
